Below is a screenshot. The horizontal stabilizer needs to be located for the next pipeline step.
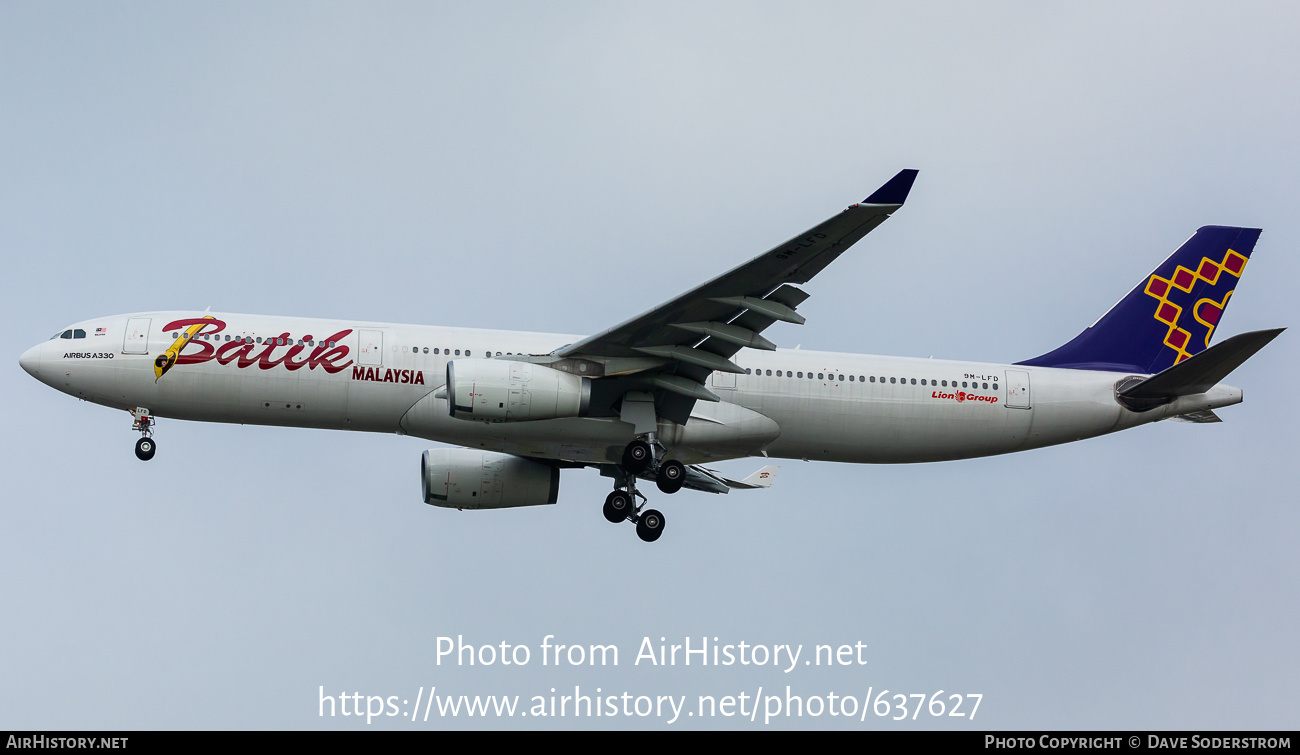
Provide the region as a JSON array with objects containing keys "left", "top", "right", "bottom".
[
  {"left": 726, "top": 465, "right": 779, "bottom": 490},
  {"left": 651, "top": 464, "right": 780, "bottom": 493},
  {"left": 1120, "top": 328, "right": 1284, "bottom": 402},
  {"left": 678, "top": 465, "right": 731, "bottom": 495},
  {"left": 1168, "top": 410, "right": 1222, "bottom": 424}
]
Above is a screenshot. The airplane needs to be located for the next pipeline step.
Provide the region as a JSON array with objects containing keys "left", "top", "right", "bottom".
[{"left": 18, "top": 170, "right": 1284, "bottom": 543}]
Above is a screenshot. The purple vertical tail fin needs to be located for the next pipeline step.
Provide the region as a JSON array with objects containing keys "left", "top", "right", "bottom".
[{"left": 1017, "top": 226, "right": 1261, "bottom": 374}]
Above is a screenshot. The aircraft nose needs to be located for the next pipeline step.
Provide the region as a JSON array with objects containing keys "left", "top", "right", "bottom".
[{"left": 19, "top": 344, "right": 41, "bottom": 377}]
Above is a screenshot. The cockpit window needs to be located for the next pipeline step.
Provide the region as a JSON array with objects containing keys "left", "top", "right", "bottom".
[
  {"left": 73, "top": 329, "right": 86, "bottom": 338},
  {"left": 59, "top": 330, "right": 73, "bottom": 339}
]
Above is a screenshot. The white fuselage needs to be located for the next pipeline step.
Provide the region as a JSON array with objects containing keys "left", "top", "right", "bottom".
[{"left": 21, "top": 311, "right": 1245, "bottom": 466}]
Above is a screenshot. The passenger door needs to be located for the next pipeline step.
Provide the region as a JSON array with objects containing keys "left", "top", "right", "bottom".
[
  {"left": 122, "top": 318, "right": 150, "bottom": 354},
  {"left": 1004, "top": 369, "right": 1031, "bottom": 409},
  {"left": 358, "top": 329, "right": 383, "bottom": 366}
]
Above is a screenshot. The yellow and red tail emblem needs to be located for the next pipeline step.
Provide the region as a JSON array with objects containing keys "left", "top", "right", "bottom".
[{"left": 1142, "top": 248, "right": 1247, "bottom": 364}]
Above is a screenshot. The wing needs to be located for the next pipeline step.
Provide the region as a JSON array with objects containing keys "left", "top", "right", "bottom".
[{"left": 548, "top": 169, "right": 919, "bottom": 423}]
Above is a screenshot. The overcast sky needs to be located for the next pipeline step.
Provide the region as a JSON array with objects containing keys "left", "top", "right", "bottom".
[{"left": 1, "top": 2, "right": 1297, "bottom": 730}]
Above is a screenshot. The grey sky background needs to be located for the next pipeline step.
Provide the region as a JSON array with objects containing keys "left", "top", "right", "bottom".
[{"left": 1, "top": 2, "right": 1297, "bottom": 730}]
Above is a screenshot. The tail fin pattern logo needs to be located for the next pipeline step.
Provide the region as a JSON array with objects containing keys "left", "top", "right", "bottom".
[{"left": 1142, "top": 249, "right": 1247, "bottom": 364}]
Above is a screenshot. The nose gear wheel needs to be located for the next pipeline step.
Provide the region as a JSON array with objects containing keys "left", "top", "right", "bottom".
[
  {"left": 130, "top": 407, "right": 156, "bottom": 461},
  {"left": 134, "top": 437, "right": 156, "bottom": 461}
]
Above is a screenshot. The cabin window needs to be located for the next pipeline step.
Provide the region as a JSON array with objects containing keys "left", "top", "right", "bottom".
[
  {"left": 911, "top": 378, "right": 916, "bottom": 385},
  {"left": 982, "top": 382, "right": 988, "bottom": 389},
  {"left": 455, "top": 350, "right": 461, "bottom": 356},
  {"left": 423, "top": 347, "right": 429, "bottom": 354},
  {"left": 849, "top": 375, "right": 854, "bottom": 381},
  {"left": 890, "top": 377, "right": 896, "bottom": 384}
]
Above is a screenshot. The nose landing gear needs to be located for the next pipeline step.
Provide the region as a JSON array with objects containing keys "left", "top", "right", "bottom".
[
  {"left": 134, "top": 437, "right": 156, "bottom": 461},
  {"left": 131, "top": 407, "right": 156, "bottom": 461}
]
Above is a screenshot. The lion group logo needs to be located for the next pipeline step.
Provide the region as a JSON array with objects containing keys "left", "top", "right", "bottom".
[{"left": 1142, "top": 248, "right": 1247, "bottom": 364}]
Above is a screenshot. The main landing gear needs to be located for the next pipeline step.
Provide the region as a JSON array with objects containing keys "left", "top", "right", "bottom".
[
  {"left": 131, "top": 407, "right": 156, "bottom": 461},
  {"left": 603, "top": 436, "right": 680, "bottom": 543}
]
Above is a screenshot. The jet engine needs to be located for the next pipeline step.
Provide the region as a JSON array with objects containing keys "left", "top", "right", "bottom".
[
  {"left": 421, "top": 448, "right": 559, "bottom": 509},
  {"left": 446, "top": 359, "right": 590, "bottom": 422}
]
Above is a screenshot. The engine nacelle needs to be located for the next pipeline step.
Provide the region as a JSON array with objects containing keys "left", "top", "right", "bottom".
[
  {"left": 421, "top": 449, "right": 559, "bottom": 509},
  {"left": 446, "top": 359, "right": 591, "bottom": 422}
]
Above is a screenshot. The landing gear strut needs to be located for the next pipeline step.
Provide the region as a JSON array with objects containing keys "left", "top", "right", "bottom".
[
  {"left": 603, "top": 435, "right": 677, "bottom": 542},
  {"left": 131, "top": 407, "right": 156, "bottom": 461}
]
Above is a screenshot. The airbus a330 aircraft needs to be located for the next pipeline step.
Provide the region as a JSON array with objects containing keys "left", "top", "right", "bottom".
[{"left": 19, "top": 170, "right": 1283, "bottom": 543}]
